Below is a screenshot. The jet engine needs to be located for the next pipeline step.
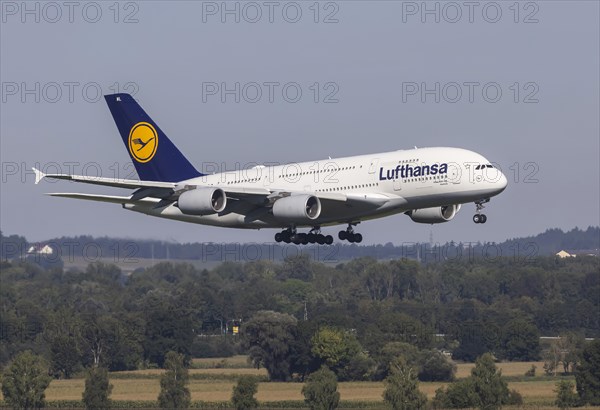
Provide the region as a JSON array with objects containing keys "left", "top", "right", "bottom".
[
  {"left": 407, "top": 204, "right": 461, "bottom": 224},
  {"left": 177, "top": 188, "right": 227, "bottom": 215},
  {"left": 272, "top": 195, "right": 321, "bottom": 223}
]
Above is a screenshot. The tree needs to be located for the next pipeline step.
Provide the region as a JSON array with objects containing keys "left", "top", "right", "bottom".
[
  {"left": 470, "top": 353, "right": 509, "bottom": 410},
  {"left": 49, "top": 333, "right": 81, "bottom": 379},
  {"left": 560, "top": 333, "right": 586, "bottom": 374},
  {"left": 311, "top": 326, "right": 370, "bottom": 381},
  {"left": 158, "top": 351, "right": 191, "bottom": 409},
  {"left": 543, "top": 339, "right": 562, "bottom": 376},
  {"left": 373, "top": 342, "right": 420, "bottom": 381},
  {"left": 142, "top": 296, "right": 197, "bottom": 368},
  {"left": 243, "top": 311, "right": 298, "bottom": 381},
  {"left": 500, "top": 318, "right": 540, "bottom": 361},
  {"left": 302, "top": 366, "right": 340, "bottom": 410},
  {"left": 544, "top": 333, "right": 586, "bottom": 376},
  {"left": 453, "top": 319, "right": 497, "bottom": 362},
  {"left": 382, "top": 358, "right": 427, "bottom": 410},
  {"left": 1, "top": 351, "right": 51, "bottom": 410},
  {"left": 555, "top": 380, "right": 579, "bottom": 410},
  {"left": 231, "top": 375, "right": 259, "bottom": 410},
  {"left": 418, "top": 350, "right": 456, "bottom": 382},
  {"left": 575, "top": 339, "right": 600, "bottom": 405},
  {"left": 82, "top": 366, "right": 113, "bottom": 409},
  {"left": 289, "top": 321, "right": 320, "bottom": 380}
]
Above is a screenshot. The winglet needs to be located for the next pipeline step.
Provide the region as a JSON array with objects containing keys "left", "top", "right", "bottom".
[{"left": 33, "top": 167, "right": 46, "bottom": 184}]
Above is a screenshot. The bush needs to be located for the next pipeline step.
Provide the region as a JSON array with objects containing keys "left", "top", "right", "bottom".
[
  {"left": 383, "top": 358, "right": 427, "bottom": 410},
  {"left": 525, "top": 364, "right": 536, "bottom": 377},
  {"left": 231, "top": 375, "right": 259, "bottom": 410},
  {"left": 82, "top": 366, "right": 113, "bottom": 409},
  {"left": 470, "top": 353, "right": 509, "bottom": 410},
  {"left": 432, "top": 353, "right": 510, "bottom": 410},
  {"left": 302, "top": 366, "right": 340, "bottom": 410},
  {"left": 418, "top": 350, "right": 456, "bottom": 382},
  {"left": 433, "top": 379, "right": 478, "bottom": 409},
  {"left": 555, "top": 380, "right": 580, "bottom": 409},
  {"left": 158, "top": 351, "right": 191, "bottom": 409},
  {"left": 507, "top": 389, "right": 524, "bottom": 405}
]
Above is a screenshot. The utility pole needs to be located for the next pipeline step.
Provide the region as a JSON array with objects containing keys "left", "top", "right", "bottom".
[{"left": 303, "top": 300, "right": 308, "bottom": 321}]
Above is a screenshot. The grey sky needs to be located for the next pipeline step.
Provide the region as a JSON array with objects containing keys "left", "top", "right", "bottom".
[{"left": 1, "top": 1, "right": 599, "bottom": 246}]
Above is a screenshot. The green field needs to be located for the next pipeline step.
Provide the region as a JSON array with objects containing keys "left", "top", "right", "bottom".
[{"left": 2, "top": 358, "right": 598, "bottom": 408}]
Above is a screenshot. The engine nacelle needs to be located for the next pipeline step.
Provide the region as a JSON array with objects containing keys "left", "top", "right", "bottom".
[
  {"left": 272, "top": 195, "right": 321, "bottom": 223},
  {"left": 407, "top": 204, "right": 461, "bottom": 224},
  {"left": 177, "top": 188, "right": 227, "bottom": 215}
]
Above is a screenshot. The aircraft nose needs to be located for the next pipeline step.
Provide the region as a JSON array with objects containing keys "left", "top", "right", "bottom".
[{"left": 497, "top": 172, "right": 508, "bottom": 192}]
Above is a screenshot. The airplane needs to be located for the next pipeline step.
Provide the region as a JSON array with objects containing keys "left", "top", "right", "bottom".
[{"left": 34, "top": 93, "right": 508, "bottom": 245}]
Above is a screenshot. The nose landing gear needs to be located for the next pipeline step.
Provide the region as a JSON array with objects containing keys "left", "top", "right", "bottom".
[{"left": 473, "top": 199, "right": 489, "bottom": 224}]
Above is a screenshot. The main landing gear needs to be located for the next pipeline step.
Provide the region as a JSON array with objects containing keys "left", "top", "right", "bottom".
[
  {"left": 338, "top": 223, "right": 363, "bottom": 243},
  {"left": 274, "top": 227, "right": 333, "bottom": 245},
  {"left": 473, "top": 199, "right": 489, "bottom": 224}
]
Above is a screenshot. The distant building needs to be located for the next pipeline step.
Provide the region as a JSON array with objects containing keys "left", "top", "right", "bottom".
[
  {"left": 572, "top": 249, "right": 600, "bottom": 257},
  {"left": 556, "top": 249, "right": 599, "bottom": 258},
  {"left": 26, "top": 244, "right": 54, "bottom": 255},
  {"left": 556, "top": 250, "right": 574, "bottom": 258}
]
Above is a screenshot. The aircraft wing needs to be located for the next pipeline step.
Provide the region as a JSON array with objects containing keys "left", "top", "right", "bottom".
[
  {"left": 33, "top": 167, "right": 176, "bottom": 189},
  {"left": 34, "top": 167, "right": 272, "bottom": 196},
  {"left": 36, "top": 167, "right": 390, "bottom": 208}
]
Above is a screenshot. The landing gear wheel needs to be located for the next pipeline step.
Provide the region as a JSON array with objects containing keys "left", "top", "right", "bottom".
[
  {"left": 480, "top": 214, "right": 487, "bottom": 224},
  {"left": 316, "top": 235, "right": 325, "bottom": 245},
  {"left": 338, "top": 231, "right": 347, "bottom": 241},
  {"left": 299, "top": 233, "right": 309, "bottom": 245},
  {"left": 347, "top": 234, "right": 355, "bottom": 243},
  {"left": 354, "top": 233, "right": 363, "bottom": 243},
  {"left": 473, "top": 214, "right": 481, "bottom": 224},
  {"left": 325, "top": 235, "right": 334, "bottom": 245}
]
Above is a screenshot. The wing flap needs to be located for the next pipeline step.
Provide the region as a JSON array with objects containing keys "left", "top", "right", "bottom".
[
  {"left": 34, "top": 167, "right": 176, "bottom": 190},
  {"left": 46, "top": 193, "right": 157, "bottom": 205}
]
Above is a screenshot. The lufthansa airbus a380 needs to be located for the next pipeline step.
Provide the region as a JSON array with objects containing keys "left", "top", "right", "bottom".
[{"left": 34, "top": 93, "right": 508, "bottom": 245}]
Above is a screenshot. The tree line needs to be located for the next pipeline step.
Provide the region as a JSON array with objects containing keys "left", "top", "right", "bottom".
[
  {"left": 2, "top": 226, "right": 598, "bottom": 262},
  {"left": 4, "top": 345, "right": 599, "bottom": 409},
  {"left": 1, "top": 246, "right": 598, "bottom": 373}
]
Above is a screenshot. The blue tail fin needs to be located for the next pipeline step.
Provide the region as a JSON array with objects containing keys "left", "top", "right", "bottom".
[{"left": 104, "top": 93, "right": 203, "bottom": 182}]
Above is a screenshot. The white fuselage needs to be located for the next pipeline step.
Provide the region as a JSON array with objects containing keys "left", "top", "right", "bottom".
[{"left": 124, "top": 147, "right": 508, "bottom": 229}]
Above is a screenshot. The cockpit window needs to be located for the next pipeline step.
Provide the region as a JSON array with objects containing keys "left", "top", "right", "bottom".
[{"left": 476, "top": 164, "right": 494, "bottom": 170}]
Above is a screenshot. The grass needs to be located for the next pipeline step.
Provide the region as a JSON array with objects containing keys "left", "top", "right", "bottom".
[
  {"left": 454, "top": 361, "right": 545, "bottom": 378},
  {"left": 113, "top": 367, "right": 267, "bottom": 377},
  {"left": 191, "top": 355, "right": 254, "bottom": 369},
  {"left": 31, "top": 377, "right": 579, "bottom": 404}
]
